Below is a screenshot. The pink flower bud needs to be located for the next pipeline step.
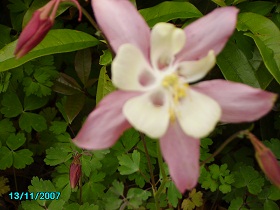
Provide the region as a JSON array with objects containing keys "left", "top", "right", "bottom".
[
  {"left": 14, "top": 10, "right": 53, "bottom": 58},
  {"left": 248, "top": 133, "right": 280, "bottom": 188},
  {"left": 14, "top": 0, "right": 82, "bottom": 58},
  {"left": 69, "top": 154, "right": 82, "bottom": 189}
]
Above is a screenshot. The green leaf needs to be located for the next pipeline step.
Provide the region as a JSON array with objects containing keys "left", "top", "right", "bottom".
[
  {"left": 228, "top": 197, "right": 245, "bottom": 210},
  {"left": 126, "top": 188, "right": 151, "bottom": 209},
  {"left": 238, "top": 1, "right": 275, "bottom": 16},
  {"left": 0, "top": 24, "right": 11, "bottom": 49},
  {"left": 19, "top": 112, "right": 47, "bottom": 132},
  {"left": 28, "top": 177, "right": 56, "bottom": 206},
  {"left": 82, "top": 172, "right": 106, "bottom": 203},
  {"left": 96, "top": 66, "right": 115, "bottom": 104},
  {"left": 166, "top": 181, "right": 182, "bottom": 207},
  {"left": 49, "top": 121, "right": 68, "bottom": 135},
  {"left": 48, "top": 200, "right": 65, "bottom": 210},
  {"left": 99, "top": 49, "right": 112, "bottom": 66},
  {"left": 118, "top": 150, "right": 140, "bottom": 175},
  {"left": 24, "top": 95, "right": 48, "bottom": 111},
  {"left": 120, "top": 129, "right": 140, "bottom": 152},
  {"left": 0, "top": 176, "right": 10, "bottom": 196},
  {"left": 233, "top": 164, "right": 264, "bottom": 194},
  {"left": 64, "top": 203, "right": 99, "bottom": 210},
  {"left": 217, "top": 41, "right": 261, "bottom": 88},
  {"left": 64, "top": 93, "right": 86, "bottom": 124},
  {"left": 75, "top": 49, "right": 92, "bottom": 86},
  {"left": 13, "top": 149, "right": 33, "bottom": 169},
  {"left": 139, "top": 1, "right": 202, "bottom": 27},
  {"left": 264, "top": 200, "right": 279, "bottom": 210},
  {"left": 0, "top": 119, "right": 15, "bottom": 144},
  {"left": 237, "top": 13, "right": 280, "bottom": 84},
  {"left": 21, "top": 200, "right": 45, "bottom": 210},
  {"left": 0, "top": 29, "right": 99, "bottom": 72},
  {"left": 111, "top": 180, "right": 124, "bottom": 196},
  {"left": 82, "top": 155, "right": 102, "bottom": 177},
  {"left": 6, "top": 133, "right": 26, "bottom": 150},
  {"left": 44, "top": 147, "right": 72, "bottom": 166},
  {"left": 1, "top": 92, "right": 23, "bottom": 117},
  {"left": 0, "top": 147, "right": 13, "bottom": 170},
  {"left": 263, "top": 138, "right": 280, "bottom": 159}
]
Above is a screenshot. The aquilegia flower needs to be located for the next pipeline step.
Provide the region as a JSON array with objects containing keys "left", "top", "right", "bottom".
[
  {"left": 73, "top": 0, "right": 277, "bottom": 193},
  {"left": 14, "top": 0, "right": 82, "bottom": 58}
]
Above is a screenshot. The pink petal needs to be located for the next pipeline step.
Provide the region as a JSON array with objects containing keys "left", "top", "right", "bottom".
[
  {"left": 73, "top": 91, "right": 140, "bottom": 150},
  {"left": 177, "top": 7, "right": 238, "bottom": 61},
  {"left": 92, "top": 0, "right": 150, "bottom": 58},
  {"left": 192, "top": 80, "right": 277, "bottom": 123},
  {"left": 160, "top": 121, "right": 200, "bottom": 193}
]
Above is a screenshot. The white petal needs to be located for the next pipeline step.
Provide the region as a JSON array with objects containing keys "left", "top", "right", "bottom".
[
  {"left": 151, "top": 23, "right": 186, "bottom": 70},
  {"left": 112, "top": 44, "right": 156, "bottom": 91},
  {"left": 123, "top": 90, "right": 170, "bottom": 138},
  {"left": 178, "top": 50, "right": 216, "bottom": 83},
  {"left": 176, "top": 89, "right": 221, "bottom": 138}
]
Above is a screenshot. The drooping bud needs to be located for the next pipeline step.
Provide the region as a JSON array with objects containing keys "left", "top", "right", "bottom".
[
  {"left": 247, "top": 132, "right": 280, "bottom": 188},
  {"left": 14, "top": 0, "right": 82, "bottom": 58},
  {"left": 69, "top": 153, "right": 82, "bottom": 189}
]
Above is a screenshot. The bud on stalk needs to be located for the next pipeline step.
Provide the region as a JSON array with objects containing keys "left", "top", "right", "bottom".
[
  {"left": 69, "top": 153, "right": 82, "bottom": 189},
  {"left": 15, "top": 0, "right": 82, "bottom": 58},
  {"left": 248, "top": 132, "right": 280, "bottom": 188}
]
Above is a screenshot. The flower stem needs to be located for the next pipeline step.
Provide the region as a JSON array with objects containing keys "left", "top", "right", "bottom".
[
  {"left": 155, "top": 141, "right": 168, "bottom": 199},
  {"left": 200, "top": 130, "right": 248, "bottom": 166},
  {"left": 139, "top": 132, "right": 159, "bottom": 209}
]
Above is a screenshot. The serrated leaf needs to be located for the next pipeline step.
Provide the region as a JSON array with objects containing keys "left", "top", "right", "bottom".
[
  {"left": 139, "top": 1, "right": 202, "bottom": 27},
  {"left": 118, "top": 150, "right": 140, "bottom": 175},
  {"left": 82, "top": 155, "right": 102, "bottom": 177},
  {"left": 127, "top": 188, "right": 151, "bottom": 209},
  {"left": 166, "top": 181, "right": 182, "bottom": 207},
  {"left": 65, "top": 93, "right": 85, "bottom": 124},
  {"left": 75, "top": 49, "right": 92, "bottom": 86},
  {"left": 13, "top": 149, "right": 33, "bottom": 169},
  {"left": 0, "top": 147, "right": 13, "bottom": 170},
  {"left": 96, "top": 66, "right": 115, "bottom": 104},
  {"left": 19, "top": 112, "right": 47, "bottom": 132},
  {"left": 111, "top": 180, "right": 124, "bottom": 196},
  {"left": 28, "top": 177, "right": 56, "bottom": 206},
  {"left": 0, "top": 29, "right": 99, "bottom": 72},
  {"left": 233, "top": 164, "right": 264, "bottom": 194},
  {"left": 0, "top": 92, "right": 23, "bottom": 117},
  {"left": 44, "top": 147, "right": 72, "bottom": 166},
  {"left": 237, "top": 13, "right": 280, "bottom": 84},
  {"left": 6, "top": 133, "right": 26, "bottom": 150},
  {"left": 49, "top": 121, "right": 68, "bottom": 135}
]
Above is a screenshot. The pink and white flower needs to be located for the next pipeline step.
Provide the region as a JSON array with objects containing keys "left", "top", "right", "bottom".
[{"left": 73, "top": 0, "right": 277, "bottom": 193}]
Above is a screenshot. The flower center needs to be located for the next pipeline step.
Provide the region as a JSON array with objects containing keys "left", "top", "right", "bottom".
[{"left": 161, "top": 73, "right": 189, "bottom": 121}]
